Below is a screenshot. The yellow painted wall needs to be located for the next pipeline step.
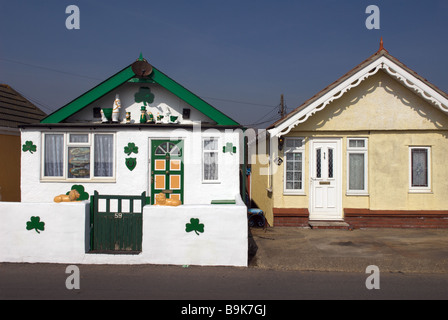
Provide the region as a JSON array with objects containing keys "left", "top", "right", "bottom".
[
  {"left": 0, "top": 133, "right": 21, "bottom": 202},
  {"left": 258, "top": 71, "right": 448, "bottom": 226},
  {"left": 250, "top": 143, "right": 274, "bottom": 223}
]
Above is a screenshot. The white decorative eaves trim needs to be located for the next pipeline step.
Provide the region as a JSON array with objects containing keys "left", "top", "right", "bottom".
[
  {"left": 381, "top": 63, "right": 448, "bottom": 113},
  {"left": 270, "top": 56, "right": 448, "bottom": 138}
]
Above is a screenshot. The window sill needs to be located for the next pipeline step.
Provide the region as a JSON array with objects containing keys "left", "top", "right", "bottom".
[
  {"left": 40, "top": 178, "right": 116, "bottom": 183},
  {"left": 408, "top": 189, "right": 432, "bottom": 194},
  {"left": 346, "top": 192, "right": 369, "bottom": 196},
  {"left": 283, "top": 191, "right": 306, "bottom": 196},
  {"left": 202, "top": 180, "right": 221, "bottom": 184}
]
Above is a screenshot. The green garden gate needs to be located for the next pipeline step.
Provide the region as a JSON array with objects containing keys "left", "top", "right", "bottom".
[{"left": 90, "top": 191, "right": 147, "bottom": 253}]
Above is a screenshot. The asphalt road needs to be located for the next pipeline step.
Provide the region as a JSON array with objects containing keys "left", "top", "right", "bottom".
[{"left": 1, "top": 263, "right": 447, "bottom": 301}]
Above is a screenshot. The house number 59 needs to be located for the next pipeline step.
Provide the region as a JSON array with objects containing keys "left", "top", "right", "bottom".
[{"left": 114, "top": 212, "right": 123, "bottom": 219}]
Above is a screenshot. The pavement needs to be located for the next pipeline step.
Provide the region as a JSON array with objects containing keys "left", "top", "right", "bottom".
[{"left": 248, "top": 226, "right": 448, "bottom": 274}]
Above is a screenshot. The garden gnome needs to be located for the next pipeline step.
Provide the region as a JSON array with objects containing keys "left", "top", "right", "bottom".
[
  {"left": 147, "top": 111, "right": 154, "bottom": 123},
  {"left": 140, "top": 106, "right": 147, "bottom": 123}
]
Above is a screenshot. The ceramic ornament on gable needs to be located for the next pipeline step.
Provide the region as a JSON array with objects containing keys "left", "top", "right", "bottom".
[
  {"left": 112, "top": 94, "right": 121, "bottom": 122},
  {"left": 147, "top": 111, "right": 155, "bottom": 123},
  {"left": 140, "top": 106, "right": 147, "bottom": 123},
  {"left": 166, "top": 108, "right": 179, "bottom": 124}
]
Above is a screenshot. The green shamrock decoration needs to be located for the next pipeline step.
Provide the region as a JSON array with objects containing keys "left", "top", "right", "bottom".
[
  {"left": 124, "top": 142, "right": 139, "bottom": 156},
  {"left": 26, "top": 216, "right": 45, "bottom": 234},
  {"left": 185, "top": 218, "right": 204, "bottom": 236},
  {"left": 134, "top": 87, "right": 154, "bottom": 106},
  {"left": 223, "top": 142, "right": 236, "bottom": 154},
  {"left": 22, "top": 141, "right": 37, "bottom": 154},
  {"left": 66, "top": 185, "right": 89, "bottom": 201}
]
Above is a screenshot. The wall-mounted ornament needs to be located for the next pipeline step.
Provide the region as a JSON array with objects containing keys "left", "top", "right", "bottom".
[
  {"left": 134, "top": 87, "right": 154, "bottom": 106},
  {"left": 125, "top": 158, "right": 137, "bottom": 171},
  {"left": 22, "top": 141, "right": 37, "bottom": 154},
  {"left": 131, "top": 54, "right": 153, "bottom": 78},
  {"left": 124, "top": 142, "right": 139, "bottom": 156},
  {"left": 26, "top": 216, "right": 45, "bottom": 234},
  {"left": 223, "top": 142, "right": 236, "bottom": 154},
  {"left": 185, "top": 218, "right": 204, "bottom": 236}
]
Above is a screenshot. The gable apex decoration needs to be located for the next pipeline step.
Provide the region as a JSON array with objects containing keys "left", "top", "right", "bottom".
[
  {"left": 269, "top": 47, "right": 448, "bottom": 138},
  {"left": 40, "top": 55, "right": 239, "bottom": 126}
]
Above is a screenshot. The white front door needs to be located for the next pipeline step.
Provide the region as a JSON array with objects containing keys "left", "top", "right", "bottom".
[{"left": 309, "top": 139, "right": 342, "bottom": 220}]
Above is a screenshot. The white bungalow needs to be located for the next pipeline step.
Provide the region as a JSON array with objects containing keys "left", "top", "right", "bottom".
[{"left": 2, "top": 55, "right": 248, "bottom": 266}]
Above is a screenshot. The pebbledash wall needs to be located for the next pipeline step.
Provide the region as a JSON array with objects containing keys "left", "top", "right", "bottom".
[
  {"left": 20, "top": 126, "right": 242, "bottom": 204},
  {"left": 0, "top": 197, "right": 248, "bottom": 266}
]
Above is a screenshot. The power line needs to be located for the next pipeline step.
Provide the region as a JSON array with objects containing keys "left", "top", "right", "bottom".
[
  {"left": 201, "top": 96, "right": 276, "bottom": 109},
  {"left": 0, "top": 57, "right": 103, "bottom": 81}
]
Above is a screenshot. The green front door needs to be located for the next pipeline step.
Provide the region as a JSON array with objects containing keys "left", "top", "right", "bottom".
[{"left": 151, "top": 140, "right": 184, "bottom": 204}]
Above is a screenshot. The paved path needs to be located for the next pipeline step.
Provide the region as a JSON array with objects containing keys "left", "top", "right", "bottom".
[{"left": 249, "top": 227, "right": 448, "bottom": 273}]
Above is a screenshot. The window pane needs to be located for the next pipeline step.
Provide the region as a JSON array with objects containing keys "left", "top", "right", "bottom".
[
  {"left": 328, "top": 148, "right": 334, "bottom": 178},
  {"left": 286, "top": 138, "right": 302, "bottom": 149},
  {"left": 204, "top": 139, "right": 218, "bottom": 150},
  {"left": 316, "top": 149, "right": 321, "bottom": 178},
  {"left": 44, "top": 134, "right": 64, "bottom": 177},
  {"left": 349, "top": 153, "right": 365, "bottom": 190},
  {"left": 204, "top": 152, "right": 218, "bottom": 180},
  {"left": 349, "top": 139, "right": 365, "bottom": 148},
  {"left": 68, "top": 147, "right": 90, "bottom": 178},
  {"left": 69, "top": 134, "right": 89, "bottom": 143},
  {"left": 412, "top": 149, "right": 428, "bottom": 187},
  {"left": 285, "top": 151, "right": 303, "bottom": 190},
  {"left": 94, "top": 134, "right": 113, "bottom": 177}
]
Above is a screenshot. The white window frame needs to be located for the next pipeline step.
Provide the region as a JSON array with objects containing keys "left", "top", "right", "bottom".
[
  {"left": 409, "top": 146, "right": 431, "bottom": 193},
  {"left": 202, "top": 137, "right": 220, "bottom": 183},
  {"left": 41, "top": 132, "right": 116, "bottom": 182},
  {"left": 346, "top": 138, "right": 368, "bottom": 195},
  {"left": 283, "top": 137, "right": 305, "bottom": 195}
]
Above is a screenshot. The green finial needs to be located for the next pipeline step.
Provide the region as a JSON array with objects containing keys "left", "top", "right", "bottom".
[{"left": 138, "top": 53, "right": 144, "bottom": 61}]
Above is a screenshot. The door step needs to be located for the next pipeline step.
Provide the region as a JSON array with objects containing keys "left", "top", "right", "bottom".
[{"left": 309, "top": 221, "right": 352, "bottom": 230}]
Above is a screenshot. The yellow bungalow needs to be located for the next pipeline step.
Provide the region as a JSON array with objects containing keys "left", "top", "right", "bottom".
[{"left": 250, "top": 41, "right": 448, "bottom": 228}]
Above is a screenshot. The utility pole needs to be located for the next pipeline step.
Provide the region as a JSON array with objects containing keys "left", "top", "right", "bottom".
[{"left": 279, "top": 94, "right": 286, "bottom": 118}]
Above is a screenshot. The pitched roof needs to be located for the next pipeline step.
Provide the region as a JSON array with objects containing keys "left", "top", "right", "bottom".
[
  {"left": 41, "top": 56, "right": 240, "bottom": 126},
  {"left": 0, "top": 84, "right": 47, "bottom": 128},
  {"left": 268, "top": 41, "right": 448, "bottom": 137}
]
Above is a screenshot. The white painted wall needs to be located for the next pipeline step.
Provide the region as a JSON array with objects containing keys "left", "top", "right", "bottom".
[
  {"left": 20, "top": 127, "right": 242, "bottom": 205},
  {"left": 0, "top": 195, "right": 248, "bottom": 267},
  {"left": 66, "top": 82, "right": 214, "bottom": 125},
  {"left": 0, "top": 202, "right": 90, "bottom": 263}
]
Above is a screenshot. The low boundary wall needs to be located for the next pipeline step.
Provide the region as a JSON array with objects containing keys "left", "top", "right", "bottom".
[{"left": 0, "top": 196, "right": 248, "bottom": 267}]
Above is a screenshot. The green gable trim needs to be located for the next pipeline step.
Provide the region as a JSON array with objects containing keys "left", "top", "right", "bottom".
[
  {"left": 41, "top": 59, "right": 240, "bottom": 126},
  {"left": 150, "top": 68, "right": 239, "bottom": 126},
  {"left": 41, "top": 66, "right": 135, "bottom": 124}
]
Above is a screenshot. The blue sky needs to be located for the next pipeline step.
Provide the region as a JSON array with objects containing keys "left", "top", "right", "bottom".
[{"left": 1, "top": 0, "right": 447, "bottom": 127}]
